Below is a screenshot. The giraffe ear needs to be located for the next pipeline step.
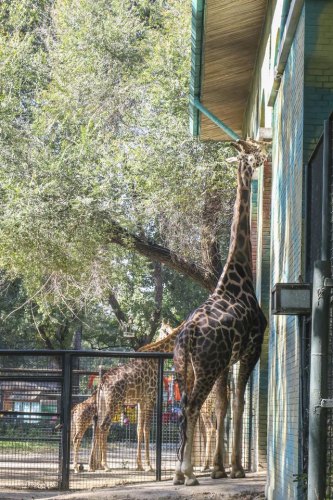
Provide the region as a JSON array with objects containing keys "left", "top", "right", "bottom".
[{"left": 230, "top": 140, "right": 243, "bottom": 153}]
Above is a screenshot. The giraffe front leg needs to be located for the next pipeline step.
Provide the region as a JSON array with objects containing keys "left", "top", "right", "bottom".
[
  {"left": 211, "top": 370, "right": 229, "bottom": 479},
  {"left": 136, "top": 405, "right": 144, "bottom": 471},
  {"left": 143, "top": 404, "right": 154, "bottom": 472},
  {"left": 72, "top": 433, "right": 82, "bottom": 474},
  {"left": 200, "top": 412, "right": 212, "bottom": 472},
  {"left": 173, "top": 459, "right": 185, "bottom": 485},
  {"left": 230, "top": 360, "right": 256, "bottom": 479},
  {"left": 101, "top": 430, "right": 110, "bottom": 471},
  {"left": 230, "top": 390, "right": 245, "bottom": 479}
]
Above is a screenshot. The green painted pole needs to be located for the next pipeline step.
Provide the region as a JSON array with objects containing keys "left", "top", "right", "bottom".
[
  {"left": 307, "top": 120, "right": 331, "bottom": 500},
  {"left": 307, "top": 260, "right": 330, "bottom": 500},
  {"left": 192, "top": 98, "right": 240, "bottom": 141},
  {"left": 190, "top": 0, "right": 205, "bottom": 136}
]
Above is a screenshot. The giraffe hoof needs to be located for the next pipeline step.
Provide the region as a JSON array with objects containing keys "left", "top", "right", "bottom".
[
  {"left": 173, "top": 475, "right": 185, "bottom": 485},
  {"left": 145, "top": 466, "right": 154, "bottom": 472},
  {"left": 136, "top": 466, "right": 144, "bottom": 471},
  {"left": 201, "top": 466, "right": 211, "bottom": 472},
  {"left": 211, "top": 470, "right": 227, "bottom": 479},
  {"left": 230, "top": 469, "right": 245, "bottom": 479},
  {"left": 185, "top": 477, "right": 199, "bottom": 486}
]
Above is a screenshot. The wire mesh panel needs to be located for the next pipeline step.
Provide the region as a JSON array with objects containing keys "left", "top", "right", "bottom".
[
  {"left": 0, "top": 354, "right": 62, "bottom": 489},
  {"left": 160, "top": 366, "right": 184, "bottom": 479},
  {"left": 0, "top": 350, "right": 256, "bottom": 491}
]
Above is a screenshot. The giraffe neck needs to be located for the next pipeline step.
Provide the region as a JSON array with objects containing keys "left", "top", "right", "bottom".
[
  {"left": 215, "top": 171, "right": 253, "bottom": 294},
  {"left": 138, "top": 323, "right": 183, "bottom": 353}
]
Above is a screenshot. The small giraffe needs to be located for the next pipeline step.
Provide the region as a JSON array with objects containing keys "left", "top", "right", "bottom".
[
  {"left": 91, "top": 322, "right": 184, "bottom": 472},
  {"left": 71, "top": 392, "right": 99, "bottom": 473},
  {"left": 173, "top": 139, "right": 268, "bottom": 486}
]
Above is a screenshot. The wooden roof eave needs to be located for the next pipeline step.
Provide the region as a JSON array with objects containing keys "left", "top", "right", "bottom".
[{"left": 190, "top": 0, "right": 267, "bottom": 142}]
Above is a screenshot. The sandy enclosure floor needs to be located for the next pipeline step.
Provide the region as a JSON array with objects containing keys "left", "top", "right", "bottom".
[{"left": 0, "top": 472, "right": 266, "bottom": 500}]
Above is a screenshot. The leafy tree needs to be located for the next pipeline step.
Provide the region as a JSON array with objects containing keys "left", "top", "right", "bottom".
[{"left": 0, "top": 0, "right": 236, "bottom": 348}]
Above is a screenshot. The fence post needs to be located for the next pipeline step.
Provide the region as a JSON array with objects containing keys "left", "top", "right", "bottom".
[
  {"left": 155, "top": 357, "right": 164, "bottom": 481},
  {"left": 60, "top": 352, "right": 72, "bottom": 490}
]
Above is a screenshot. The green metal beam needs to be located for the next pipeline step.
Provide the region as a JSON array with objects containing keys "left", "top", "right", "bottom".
[
  {"left": 190, "top": 0, "right": 205, "bottom": 136},
  {"left": 193, "top": 98, "right": 240, "bottom": 141}
]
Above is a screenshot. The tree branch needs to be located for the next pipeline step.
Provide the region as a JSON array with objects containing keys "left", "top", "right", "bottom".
[
  {"left": 149, "top": 261, "right": 163, "bottom": 339},
  {"left": 135, "top": 262, "right": 164, "bottom": 349},
  {"left": 36, "top": 325, "right": 55, "bottom": 350},
  {"left": 108, "top": 291, "right": 128, "bottom": 325},
  {"left": 200, "top": 188, "right": 224, "bottom": 282},
  {"left": 106, "top": 221, "right": 216, "bottom": 292}
]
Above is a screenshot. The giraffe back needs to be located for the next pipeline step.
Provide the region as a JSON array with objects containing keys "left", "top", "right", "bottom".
[{"left": 138, "top": 322, "right": 184, "bottom": 353}]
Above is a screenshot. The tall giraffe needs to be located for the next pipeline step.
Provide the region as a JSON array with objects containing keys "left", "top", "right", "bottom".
[
  {"left": 91, "top": 322, "right": 184, "bottom": 472},
  {"left": 173, "top": 140, "right": 267, "bottom": 486}
]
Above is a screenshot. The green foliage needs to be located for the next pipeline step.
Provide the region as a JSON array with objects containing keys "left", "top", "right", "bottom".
[{"left": 0, "top": 0, "right": 236, "bottom": 348}]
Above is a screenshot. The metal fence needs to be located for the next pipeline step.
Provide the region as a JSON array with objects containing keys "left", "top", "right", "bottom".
[{"left": 0, "top": 350, "right": 255, "bottom": 491}]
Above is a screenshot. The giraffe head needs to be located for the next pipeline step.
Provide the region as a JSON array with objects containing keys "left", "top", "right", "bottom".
[
  {"left": 158, "top": 320, "right": 173, "bottom": 340},
  {"left": 228, "top": 139, "right": 267, "bottom": 189}
]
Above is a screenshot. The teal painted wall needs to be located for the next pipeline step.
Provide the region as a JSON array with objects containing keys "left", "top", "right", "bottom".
[
  {"left": 255, "top": 161, "right": 272, "bottom": 470},
  {"left": 267, "top": 9, "right": 305, "bottom": 500}
]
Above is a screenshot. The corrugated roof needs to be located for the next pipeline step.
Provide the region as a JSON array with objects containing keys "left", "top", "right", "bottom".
[{"left": 190, "top": 0, "right": 267, "bottom": 141}]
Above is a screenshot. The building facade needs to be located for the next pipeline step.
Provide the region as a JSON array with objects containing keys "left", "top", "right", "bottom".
[{"left": 191, "top": 1, "right": 333, "bottom": 498}]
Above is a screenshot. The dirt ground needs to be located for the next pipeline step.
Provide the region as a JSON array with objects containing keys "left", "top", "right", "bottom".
[{"left": 0, "top": 472, "right": 266, "bottom": 500}]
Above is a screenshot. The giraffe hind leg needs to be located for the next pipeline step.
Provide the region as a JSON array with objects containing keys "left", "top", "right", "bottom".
[{"left": 176, "top": 378, "right": 216, "bottom": 486}]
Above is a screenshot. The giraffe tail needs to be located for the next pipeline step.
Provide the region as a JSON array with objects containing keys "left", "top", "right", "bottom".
[{"left": 177, "top": 389, "right": 188, "bottom": 462}]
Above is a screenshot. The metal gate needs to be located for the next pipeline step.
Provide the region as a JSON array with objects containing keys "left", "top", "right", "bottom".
[{"left": 0, "top": 349, "right": 255, "bottom": 491}]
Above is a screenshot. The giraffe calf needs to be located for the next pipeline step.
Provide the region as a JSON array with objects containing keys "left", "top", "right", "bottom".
[{"left": 71, "top": 392, "right": 104, "bottom": 473}]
